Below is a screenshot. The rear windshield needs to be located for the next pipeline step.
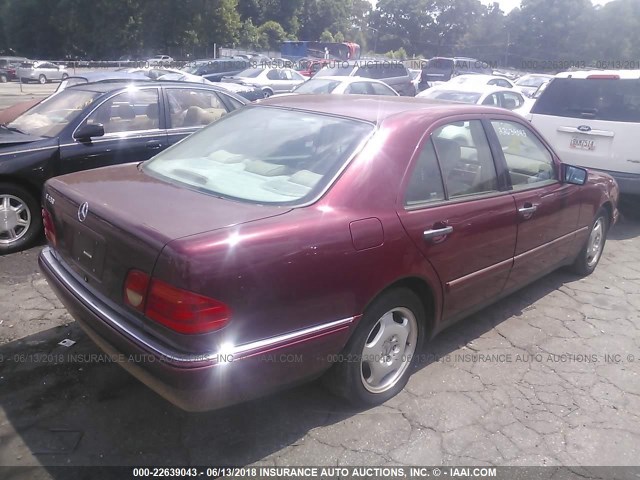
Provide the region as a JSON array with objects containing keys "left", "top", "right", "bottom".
[
  {"left": 532, "top": 78, "right": 640, "bottom": 122},
  {"left": 315, "top": 64, "right": 356, "bottom": 77},
  {"left": 425, "top": 90, "right": 482, "bottom": 104},
  {"left": 294, "top": 79, "right": 341, "bottom": 94},
  {"left": 426, "top": 58, "right": 454, "bottom": 71},
  {"left": 144, "top": 107, "right": 373, "bottom": 205},
  {"left": 237, "top": 68, "right": 264, "bottom": 78}
]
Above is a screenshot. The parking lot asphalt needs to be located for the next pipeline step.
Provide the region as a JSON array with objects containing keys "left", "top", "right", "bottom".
[{"left": 1, "top": 86, "right": 640, "bottom": 476}]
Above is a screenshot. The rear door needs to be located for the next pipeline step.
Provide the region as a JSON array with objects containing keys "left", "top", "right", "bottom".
[
  {"left": 59, "top": 87, "right": 167, "bottom": 174},
  {"left": 397, "top": 117, "right": 518, "bottom": 323},
  {"left": 486, "top": 118, "right": 582, "bottom": 290},
  {"left": 530, "top": 76, "right": 640, "bottom": 177},
  {"left": 164, "top": 86, "right": 234, "bottom": 146}
]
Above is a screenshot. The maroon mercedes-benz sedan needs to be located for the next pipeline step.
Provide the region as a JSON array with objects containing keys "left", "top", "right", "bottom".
[{"left": 39, "top": 95, "right": 619, "bottom": 411}]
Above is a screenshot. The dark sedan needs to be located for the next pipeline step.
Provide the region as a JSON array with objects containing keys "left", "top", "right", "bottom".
[
  {"left": 0, "top": 81, "right": 247, "bottom": 253},
  {"left": 40, "top": 96, "right": 618, "bottom": 411}
]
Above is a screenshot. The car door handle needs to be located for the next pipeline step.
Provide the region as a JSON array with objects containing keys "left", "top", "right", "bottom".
[
  {"left": 146, "top": 141, "right": 163, "bottom": 150},
  {"left": 518, "top": 204, "right": 538, "bottom": 216},
  {"left": 423, "top": 226, "right": 453, "bottom": 240}
]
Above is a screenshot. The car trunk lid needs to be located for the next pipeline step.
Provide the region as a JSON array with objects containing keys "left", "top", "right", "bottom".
[{"left": 44, "top": 163, "right": 291, "bottom": 306}]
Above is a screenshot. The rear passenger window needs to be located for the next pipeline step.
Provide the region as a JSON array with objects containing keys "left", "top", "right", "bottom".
[
  {"left": 432, "top": 120, "right": 498, "bottom": 198},
  {"left": 404, "top": 139, "right": 445, "bottom": 206},
  {"left": 490, "top": 120, "right": 556, "bottom": 188},
  {"left": 167, "top": 89, "right": 229, "bottom": 128}
]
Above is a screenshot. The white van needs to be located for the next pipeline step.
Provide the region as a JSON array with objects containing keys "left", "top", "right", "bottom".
[{"left": 530, "top": 70, "right": 640, "bottom": 199}]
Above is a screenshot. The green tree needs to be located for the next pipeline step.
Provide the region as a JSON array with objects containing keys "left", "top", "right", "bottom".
[
  {"left": 320, "top": 30, "right": 334, "bottom": 42},
  {"left": 257, "top": 20, "right": 287, "bottom": 50}
]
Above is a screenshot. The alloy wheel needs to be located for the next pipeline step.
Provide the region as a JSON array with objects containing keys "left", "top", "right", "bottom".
[
  {"left": 360, "top": 307, "right": 418, "bottom": 394},
  {"left": 0, "top": 194, "right": 31, "bottom": 245}
]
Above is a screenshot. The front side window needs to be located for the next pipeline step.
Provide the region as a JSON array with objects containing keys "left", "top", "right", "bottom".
[
  {"left": 432, "top": 120, "right": 498, "bottom": 198},
  {"left": 9, "top": 89, "right": 101, "bottom": 137},
  {"left": 83, "top": 88, "right": 160, "bottom": 134},
  {"left": 490, "top": 120, "right": 556, "bottom": 188},
  {"left": 144, "top": 107, "right": 373, "bottom": 205},
  {"left": 166, "top": 88, "right": 228, "bottom": 128}
]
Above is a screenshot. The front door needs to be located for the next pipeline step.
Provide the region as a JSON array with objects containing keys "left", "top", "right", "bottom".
[
  {"left": 486, "top": 118, "right": 582, "bottom": 291},
  {"left": 59, "top": 87, "right": 167, "bottom": 175},
  {"left": 397, "top": 118, "right": 518, "bottom": 323}
]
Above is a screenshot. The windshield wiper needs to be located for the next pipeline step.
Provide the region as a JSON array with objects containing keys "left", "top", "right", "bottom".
[{"left": 0, "top": 124, "right": 28, "bottom": 135}]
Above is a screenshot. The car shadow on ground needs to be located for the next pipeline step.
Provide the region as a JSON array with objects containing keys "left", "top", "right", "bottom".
[
  {"left": 0, "top": 270, "right": 582, "bottom": 474},
  {"left": 0, "top": 220, "right": 636, "bottom": 474}
]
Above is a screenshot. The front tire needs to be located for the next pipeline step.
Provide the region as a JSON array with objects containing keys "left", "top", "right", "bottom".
[
  {"left": 0, "top": 183, "right": 42, "bottom": 255},
  {"left": 38, "top": 74, "right": 47, "bottom": 84},
  {"left": 570, "top": 207, "right": 609, "bottom": 276},
  {"left": 262, "top": 88, "right": 273, "bottom": 98},
  {"left": 323, "top": 288, "right": 426, "bottom": 407}
]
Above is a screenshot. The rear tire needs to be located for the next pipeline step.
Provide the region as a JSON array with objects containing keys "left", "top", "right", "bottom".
[
  {"left": 262, "top": 88, "right": 273, "bottom": 98},
  {"left": 570, "top": 207, "right": 609, "bottom": 276},
  {"left": 38, "top": 74, "right": 47, "bottom": 84},
  {"left": 0, "top": 183, "right": 42, "bottom": 255},
  {"left": 323, "top": 288, "right": 426, "bottom": 407}
]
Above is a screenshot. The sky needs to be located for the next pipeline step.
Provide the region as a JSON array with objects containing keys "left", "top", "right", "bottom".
[
  {"left": 482, "top": 0, "right": 614, "bottom": 13},
  {"left": 368, "top": 0, "right": 615, "bottom": 13}
]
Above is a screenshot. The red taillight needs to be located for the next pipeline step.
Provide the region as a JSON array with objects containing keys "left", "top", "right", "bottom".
[
  {"left": 587, "top": 74, "right": 620, "bottom": 80},
  {"left": 146, "top": 279, "right": 231, "bottom": 334},
  {"left": 123, "top": 270, "right": 231, "bottom": 334},
  {"left": 42, "top": 208, "right": 56, "bottom": 247},
  {"left": 124, "top": 270, "right": 150, "bottom": 312}
]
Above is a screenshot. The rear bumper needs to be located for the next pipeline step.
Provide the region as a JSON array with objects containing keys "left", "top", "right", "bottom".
[{"left": 39, "top": 247, "right": 355, "bottom": 411}]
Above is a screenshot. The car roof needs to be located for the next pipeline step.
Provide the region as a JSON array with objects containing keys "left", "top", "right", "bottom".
[
  {"left": 67, "top": 80, "right": 234, "bottom": 93},
  {"left": 426, "top": 85, "right": 516, "bottom": 97},
  {"left": 257, "top": 94, "right": 508, "bottom": 124},
  {"left": 555, "top": 69, "right": 640, "bottom": 79},
  {"left": 308, "top": 76, "right": 386, "bottom": 84}
]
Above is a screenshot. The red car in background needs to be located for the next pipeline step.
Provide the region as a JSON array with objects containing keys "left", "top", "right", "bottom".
[
  {"left": 296, "top": 58, "right": 330, "bottom": 78},
  {"left": 40, "top": 96, "right": 618, "bottom": 411}
]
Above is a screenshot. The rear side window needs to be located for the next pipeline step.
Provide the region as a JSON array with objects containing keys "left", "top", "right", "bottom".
[
  {"left": 404, "top": 139, "right": 445, "bottom": 206},
  {"left": 532, "top": 78, "right": 640, "bottom": 122}
]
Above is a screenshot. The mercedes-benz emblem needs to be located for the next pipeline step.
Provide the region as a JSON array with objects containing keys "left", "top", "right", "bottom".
[{"left": 77, "top": 202, "right": 89, "bottom": 223}]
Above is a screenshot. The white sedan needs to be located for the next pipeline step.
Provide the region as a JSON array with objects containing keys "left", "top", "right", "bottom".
[
  {"left": 417, "top": 85, "right": 533, "bottom": 116},
  {"left": 291, "top": 76, "right": 399, "bottom": 96},
  {"left": 447, "top": 74, "right": 516, "bottom": 89}
]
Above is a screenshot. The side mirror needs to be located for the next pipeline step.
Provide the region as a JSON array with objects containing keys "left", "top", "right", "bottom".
[
  {"left": 74, "top": 123, "right": 105, "bottom": 140},
  {"left": 563, "top": 164, "right": 588, "bottom": 185}
]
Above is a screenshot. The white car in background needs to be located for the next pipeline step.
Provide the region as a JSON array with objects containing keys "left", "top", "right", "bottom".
[
  {"left": 222, "top": 67, "right": 306, "bottom": 97},
  {"left": 147, "top": 55, "right": 174, "bottom": 66},
  {"left": 515, "top": 74, "right": 554, "bottom": 97},
  {"left": 289, "top": 76, "right": 399, "bottom": 96},
  {"left": 417, "top": 85, "right": 532, "bottom": 116},
  {"left": 529, "top": 69, "right": 640, "bottom": 207},
  {"left": 446, "top": 74, "right": 516, "bottom": 89},
  {"left": 17, "top": 61, "right": 68, "bottom": 84}
]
